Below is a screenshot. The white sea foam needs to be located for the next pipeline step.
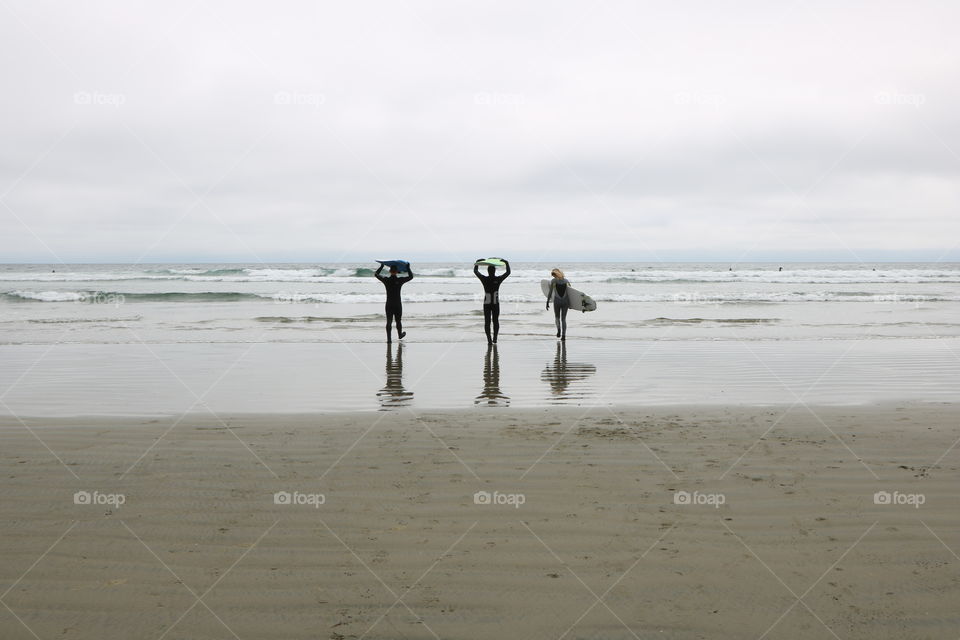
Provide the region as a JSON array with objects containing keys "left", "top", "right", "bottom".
[
  {"left": 265, "top": 292, "right": 480, "bottom": 304},
  {"left": 9, "top": 290, "right": 89, "bottom": 302},
  {"left": 7, "top": 289, "right": 959, "bottom": 304},
  {"left": 2, "top": 265, "right": 959, "bottom": 284}
]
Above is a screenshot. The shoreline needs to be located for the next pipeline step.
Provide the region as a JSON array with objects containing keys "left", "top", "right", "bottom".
[
  {"left": 1, "top": 398, "right": 957, "bottom": 420},
  {"left": 2, "top": 404, "right": 958, "bottom": 638}
]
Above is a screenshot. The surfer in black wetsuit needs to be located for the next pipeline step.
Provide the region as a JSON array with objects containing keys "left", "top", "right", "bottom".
[
  {"left": 473, "top": 258, "right": 511, "bottom": 343},
  {"left": 375, "top": 263, "right": 414, "bottom": 342}
]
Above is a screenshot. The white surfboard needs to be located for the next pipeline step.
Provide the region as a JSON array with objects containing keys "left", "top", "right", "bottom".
[{"left": 540, "top": 279, "right": 597, "bottom": 312}]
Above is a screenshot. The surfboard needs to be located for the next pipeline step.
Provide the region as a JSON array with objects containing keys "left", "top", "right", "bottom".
[
  {"left": 540, "top": 279, "right": 552, "bottom": 298},
  {"left": 540, "top": 279, "right": 597, "bottom": 312},
  {"left": 572, "top": 290, "right": 598, "bottom": 312},
  {"left": 476, "top": 258, "right": 506, "bottom": 268},
  {"left": 376, "top": 259, "right": 410, "bottom": 271}
]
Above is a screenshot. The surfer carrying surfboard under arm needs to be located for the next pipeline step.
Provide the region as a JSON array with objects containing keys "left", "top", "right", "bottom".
[
  {"left": 473, "top": 258, "right": 511, "bottom": 344},
  {"left": 545, "top": 268, "right": 570, "bottom": 340},
  {"left": 375, "top": 261, "right": 414, "bottom": 343}
]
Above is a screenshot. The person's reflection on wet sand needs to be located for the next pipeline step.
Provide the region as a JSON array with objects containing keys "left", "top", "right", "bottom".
[
  {"left": 541, "top": 341, "right": 596, "bottom": 401},
  {"left": 475, "top": 343, "right": 510, "bottom": 407},
  {"left": 377, "top": 342, "right": 413, "bottom": 410}
]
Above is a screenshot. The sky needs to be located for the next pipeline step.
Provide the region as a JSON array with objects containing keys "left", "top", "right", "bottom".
[{"left": 1, "top": 0, "right": 958, "bottom": 263}]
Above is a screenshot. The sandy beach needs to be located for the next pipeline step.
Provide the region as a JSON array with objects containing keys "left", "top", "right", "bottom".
[
  {"left": 3, "top": 0, "right": 959, "bottom": 637},
  {"left": 2, "top": 403, "right": 957, "bottom": 639}
]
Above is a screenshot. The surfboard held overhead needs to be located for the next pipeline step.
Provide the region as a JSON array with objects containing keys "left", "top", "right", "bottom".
[
  {"left": 376, "top": 259, "right": 411, "bottom": 272},
  {"left": 475, "top": 257, "right": 506, "bottom": 267}
]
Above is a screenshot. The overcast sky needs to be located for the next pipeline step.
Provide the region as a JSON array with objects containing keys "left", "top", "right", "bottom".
[{"left": 1, "top": 0, "right": 958, "bottom": 263}]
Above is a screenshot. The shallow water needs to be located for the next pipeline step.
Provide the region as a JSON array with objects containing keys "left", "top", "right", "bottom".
[
  {"left": 3, "top": 262, "right": 958, "bottom": 414},
  {"left": 3, "top": 262, "right": 960, "bottom": 346},
  {"left": 1, "top": 338, "right": 957, "bottom": 415}
]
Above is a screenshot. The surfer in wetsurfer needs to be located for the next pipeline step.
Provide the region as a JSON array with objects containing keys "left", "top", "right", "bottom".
[
  {"left": 473, "top": 258, "right": 511, "bottom": 343},
  {"left": 375, "top": 262, "right": 414, "bottom": 342},
  {"left": 545, "top": 268, "right": 570, "bottom": 340}
]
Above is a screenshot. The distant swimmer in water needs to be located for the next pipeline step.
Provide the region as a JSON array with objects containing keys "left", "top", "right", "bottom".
[
  {"left": 779, "top": 266, "right": 783, "bottom": 271},
  {"left": 375, "top": 262, "right": 414, "bottom": 342},
  {"left": 545, "top": 268, "right": 571, "bottom": 340},
  {"left": 473, "top": 258, "right": 511, "bottom": 343}
]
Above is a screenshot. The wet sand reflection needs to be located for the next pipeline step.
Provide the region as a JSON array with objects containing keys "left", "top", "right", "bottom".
[
  {"left": 475, "top": 343, "right": 510, "bottom": 407},
  {"left": 541, "top": 341, "right": 597, "bottom": 402},
  {"left": 377, "top": 342, "right": 414, "bottom": 410}
]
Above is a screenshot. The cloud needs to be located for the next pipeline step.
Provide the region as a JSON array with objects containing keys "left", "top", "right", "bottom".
[{"left": 1, "top": 0, "right": 958, "bottom": 262}]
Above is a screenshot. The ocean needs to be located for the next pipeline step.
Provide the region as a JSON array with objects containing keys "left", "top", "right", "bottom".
[{"left": 2, "top": 262, "right": 959, "bottom": 414}]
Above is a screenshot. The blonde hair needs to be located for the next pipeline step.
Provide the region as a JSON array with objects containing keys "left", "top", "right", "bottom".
[{"left": 551, "top": 268, "right": 565, "bottom": 280}]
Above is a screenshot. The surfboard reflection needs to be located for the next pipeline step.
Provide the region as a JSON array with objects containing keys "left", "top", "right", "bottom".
[
  {"left": 541, "top": 342, "right": 597, "bottom": 402},
  {"left": 475, "top": 343, "right": 510, "bottom": 407},
  {"left": 377, "top": 342, "right": 414, "bottom": 410}
]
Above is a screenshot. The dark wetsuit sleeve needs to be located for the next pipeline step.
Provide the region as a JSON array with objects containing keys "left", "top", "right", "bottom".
[
  {"left": 404, "top": 268, "right": 413, "bottom": 282},
  {"left": 498, "top": 261, "right": 511, "bottom": 283},
  {"left": 375, "top": 264, "right": 386, "bottom": 282},
  {"left": 474, "top": 263, "right": 482, "bottom": 280}
]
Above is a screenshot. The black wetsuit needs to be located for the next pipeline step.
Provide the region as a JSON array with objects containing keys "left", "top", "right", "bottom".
[
  {"left": 376, "top": 265, "right": 413, "bottom": 341},
  {"left": 474, "top": 261, "right": 511, "bottom": 343}
]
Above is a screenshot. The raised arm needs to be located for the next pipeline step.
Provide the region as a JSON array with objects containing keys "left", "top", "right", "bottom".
[
  {"left": 473, "top": 262, "right": 482, "bottom": 280},
  {"left": 501, "top": 259, "right": 511, "bottom": 280},
  {"left": 403, "top": 266, "right": 414, "bottom": 281},
  {"left": 375, "top": 264, "right": 385, "bottom": 281}
]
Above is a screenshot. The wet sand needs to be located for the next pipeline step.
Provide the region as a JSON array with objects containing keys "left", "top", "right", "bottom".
[
  {"left": 3, "top": 338, "right": 960, "bottom": 415},
  {"left": 1, "top": 404, "right": 958, "bottom": 639}
]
